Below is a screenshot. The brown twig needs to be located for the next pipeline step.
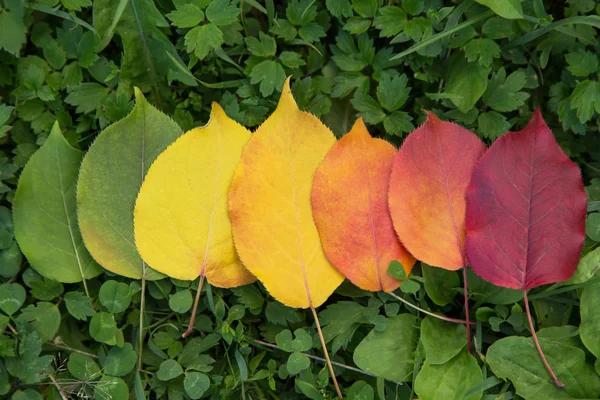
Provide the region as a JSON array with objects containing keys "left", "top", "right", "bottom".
[
  {"left": 310, "top": 305, "right": 343, "bottom": 399},
  {"left": 523, "top": 289, "right": 564, "bottom": 388},
  {"left": 386, "top": 291, "right": 474, "bottom": 325},
  {"left": 48, "top": 373, "right": 69, "bottom": 400},
  {"left": 183, "top": 275, "right": 206, "bottom": 338}
]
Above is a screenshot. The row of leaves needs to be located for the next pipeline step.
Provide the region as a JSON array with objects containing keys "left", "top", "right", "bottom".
[{"left": 5, "top": 74, "right": 598, "bottom": 400}]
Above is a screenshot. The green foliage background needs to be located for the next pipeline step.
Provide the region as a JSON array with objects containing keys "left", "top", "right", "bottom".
[{"left": 1, "top": 0, "right": 600, "bottom": 399}]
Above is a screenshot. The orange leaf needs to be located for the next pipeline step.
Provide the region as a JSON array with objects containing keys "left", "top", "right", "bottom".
[
  {"left": 388, "top": 112, "right": 485, "bottom": 270},
  {"left": 312, "top": 119, "right": 415, "bottom": 292}
]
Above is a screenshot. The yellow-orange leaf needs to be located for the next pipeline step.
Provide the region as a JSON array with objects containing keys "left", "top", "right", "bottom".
[
  {"left": 312, "top": 119, "right": 415, "bottom": 292},
  {"left": 229, "top": 79, "right": 344, "bottom": 309},
  {"left": 134, "top": 103, "right": 255, "bottom": 287},
  {"left": 388, "top": 112, "right": 485, "bottom": 270}
]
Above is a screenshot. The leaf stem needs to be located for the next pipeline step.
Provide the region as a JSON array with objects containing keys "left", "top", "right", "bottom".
[
  {"left": 523, "top": 289, "right": 564, "bottom": 388},
  {"left": 310, "top": 305, "right": 343, "bottom": 399},
  {"left": 182, "top": 275, "right": 206, "bottom": 338},
  {"left": 386, "top": 291, "right": 474, "bottom": 325},
  {"left": 463, "top": 267, "right": 472, "bottom": 352},
  {"left": 48, "top": 373, "right": 68, "bottom": 400},
  {"left": 138, "top": 263, "right": 147, "bottom": 370}
]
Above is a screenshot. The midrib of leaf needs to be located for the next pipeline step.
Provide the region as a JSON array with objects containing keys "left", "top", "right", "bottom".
[
  {"left": 359, "top": 136, "right": 383, "bottom": 291},
  {"left": 54, "top": 143, "right": 89, "bottom": 297},
  {"left": 130, "top": 0, "right": 161, "bottom": 109},
  {"left": 198, "top": 129, "right": 222, "bottom": 277},
  {"left": 434, "top": 128, "right": 466, "bottom": 266},
  {"left": 522, "top": 132, "right": 537, "bottom": 286},
  {"left": 286, "top": 134, "right": 312, "bottom": 305},
  {"left": 139, "top": 101, "right": 147, "bottom": 369}
]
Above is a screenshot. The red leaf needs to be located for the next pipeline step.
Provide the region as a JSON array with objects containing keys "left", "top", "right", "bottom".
[
  {"left": 388, "top": 112, "right": 485, "bottom": 270},
  {"left": 465, "top": 110, "right": 587, "bottom": 290}
]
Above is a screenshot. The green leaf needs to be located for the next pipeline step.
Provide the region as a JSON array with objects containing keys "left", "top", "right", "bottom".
[
  {"left": 287, "top": 0, "right": 317, "bottom": 25},
  {"left": 566, "top": 50, "right": 599, "bottom": 77},
  {"left": 468, "top": 270, "right": 523, "bottom": 305},
  {"left": 78, "top": 89, "right": 181, "bottom": 279},
  {"left": 570, "top": 80, "right": 600, "bottom": 124},
  {"left": 206, "top": 0, "right": 240, "bottom": 25},
  {"left": 60, "top": 0, "right": 92, "bottom": 11},
  {"left": 347, "top": 381, "right": 374, "bottom": 400},
  {"left": 94, "top": 376, "right": 129, "bottom": 400},
  {"left": 99, "top": 280, "right": 132, "bottom": 313},
  {"left": 295, "top": 379, "right": 322, "bottom": 400},
  {"left": 299, "top": 22, "right": 326, "bottom": 42},
  {"left": 93, "top": 0, "right": 197, "bottom": 88},
  {"left": 377, "top": 73, "right": 410, "bottom": 112},
  {"left": 0, "top": 283, "right": 25, "bottom": 316},
  {"left": 475, "top": 0, "right": 523, "bottom": 19},
  {"left": 89, "top": 312, "right": 118, "bottom": 344},
  {"left": 400, "top": 279, "right": 420, "bottom": 294},
  {"left": 420, "top": 317, "right": 467, "bottom": 365},
  {"left": 249, "top": 60, "right": 286, "bottom": 97},
  {"left": 383, "top": 111, "right": 414, "bottom": 136},
  {"left": 0, "top": 3, "right": 26, "bottom": 56},
  {"left": 0, "top": 243, "right": 22, "bottom": 279},
  {"left": 581, "top": 281, "right": 600, "bottom": 358},
  {"left": 343, "top": 17, "right": 372, "bottom": 35},
  {"left": 67, "top": 352, "right": 102, "bottom": 381},
  {"left": 353, "top": 314, "right": 418, "bottom": 382},
  {"left": 157, "top": 359, "right": 184, "bottom": 381},
  {"left": 185, "top": 23, "right": 224, "bottom": 60},
  {"left": 464, "top": 38, "right": 500, "bottom": 67},
  {"left": 11, "top": 389, "right": 43, "bottom": 400},
  {"left": 444, "top": 55, "right": 490, "bottom": 113},
  {"left": 320, "top": 301, "right": 367, "bottom": 353},
  {"left": 275, "top": 329, "right": 293, "bottom": 352},
  {"left": 415, "top": 351, "right": 484, "bottom": 400},
  {"left": 482, "top": 68, "right": 528, "bottom": 112},
  {"left": 103, "top": 343, "right": 137, "bottom": 376},
  {"left": 565, "top": 247, "right": 600, "bottom": 285},
  {"left": 478, "top": 111, "right": 510, "bottom": 139},
  {"left": 292, "top": 329, "right": 312, "bottom": 352},
  {"left": 43, "top": 40, "right": 66, "bottom": 70},
  {"left": 586, "top": 213, "right": 600, "bottom": 241},
  {"left": 245, "top": 32, "right": 277, "bottom": 58},
  {"left": 167, "top": 4, "right": 204, "bottom": 28},
  {"left": 422, "top": 264, "right": 459, "bottom": 306},
  {"left": 184, "top": 372, "right": 210, "bottom": 399},
  {"left": 279, "top": 52, "right": 306, "bottom": 68},
  {"left": 16, "top": 302, "right": 60, "bottom": 342},
  {"left": 286, "top": 352, "right": 310, "bottom": 375},
  {"left": 402, "top": 0, "right": 424, "bottom": 15},
  {"left": 487, "top": 336, "right": 600, "bottom": 399},
  {"left": 64, "top": 83, "right": 110, "bottom": 114},
  {"left": 169, "top": 290, "right": 193, "bottom": 313},
  {"left": 326, "top": 0, "right": 353, "bottom": 19},
  {"left": 64, "top": 291, "right": 96, "bottom": 321},
  {"left": 351, "top": 93, "right": 386, "bottom": 124},
  {"left": 387, "top": 260, "right": 408, "bottom": 280},
  {"left": 13, "top": 123, "right": 102, "bottom": 283},
  {"left": 265, "top": 301, "right": 302, "bottom": 326},
  {"left": 373, "top": 6, "right": 406, "bottom": 37},
  {"left": 352, "top": 0, "right": 379, "bottom": 18}
]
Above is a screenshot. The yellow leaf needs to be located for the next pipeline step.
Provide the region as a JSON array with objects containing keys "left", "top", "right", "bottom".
[
  {"left": 134, "top": 103, "right": 255, "bottom": 288},
  {"left": 229, "top": 78, "right": 344, "bottom": 309}
]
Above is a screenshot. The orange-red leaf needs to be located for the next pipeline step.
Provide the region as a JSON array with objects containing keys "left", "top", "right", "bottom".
[
  {"left": 389, "top": 112, "right": 485, "bottom": 270},
  {"left": 312, "top": 119, "right": 415, "bottom": 292},
  {"left": 465, "top": 110, "right": 587, "bottom": 289}
]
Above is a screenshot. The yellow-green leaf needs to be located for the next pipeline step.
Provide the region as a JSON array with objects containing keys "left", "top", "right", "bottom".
[
  {"left": 78, "top": 89, "right": 181, "bottom": 280},
  {"left": 229, "top": 78, "right": 344, "bottom": 309},
  {"left": 13, "top": 122, "right": 102, "bottom": 283},
  {"left": 134, "top": 103, "right": 255, "bottom": 287}
]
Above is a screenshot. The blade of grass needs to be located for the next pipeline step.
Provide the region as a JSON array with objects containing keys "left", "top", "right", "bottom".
[
  {"left": 390, "top": 10, "right": 494, "bottom": 61},
  {"left": 510, "top": 15, "right": 600, "bottom": 47}
]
